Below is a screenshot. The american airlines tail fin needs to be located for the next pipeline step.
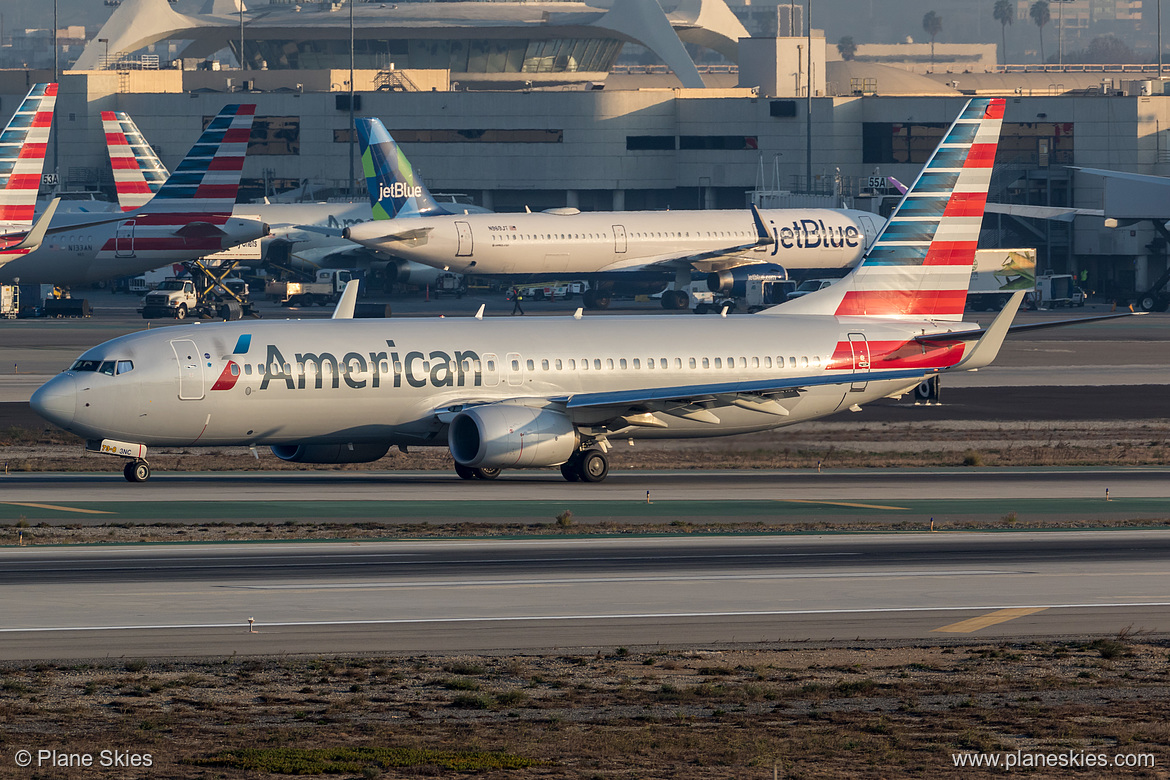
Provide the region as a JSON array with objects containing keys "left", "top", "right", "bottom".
[
  {"left": 101, "top": 110, "right": 169, "bottom": 211},
  {"left": 136, "top": 104, "right": 256, "bottom": 215},
  {"left": 355, "top": 118, "right": 442, "bottom": 219},
  {"left": 764, "top": 97, "right": 1005, "bottom": 321},
  {"left": 0, "top": 83, "right": 58, "bottom": 230}
]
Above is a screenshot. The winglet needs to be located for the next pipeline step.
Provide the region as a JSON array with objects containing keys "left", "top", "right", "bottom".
[
  {"left": 573, "top": 307, "right": 583, "bottom": 320},
  {"left": 952, "top": 290, "right": 1025, "bottom": 370},
  {"left": 750, "top": 205, "right": 775, "bottom": 245},
  {"left": 474, "top": 304, "right": 484, "bottom": 320},
  {"left": 10, "top": 197, "right": 60, "bottom": 252},
  {"left": 331, "top": 279, "right": 360, "bottom": 320}
]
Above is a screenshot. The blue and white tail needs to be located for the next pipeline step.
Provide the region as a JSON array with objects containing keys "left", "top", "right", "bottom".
[
  {"left": 102, "top": 110, "right": 168, "bottom": 212},
  {"left": 770, "top": 98, "right": 1005, "bottom": 321},
  {"left": 0, "top": 83, "right": 57, "bottom": 230},
  {"left": 137, "top": 104, "right": 255, "bottom": 216},
  {"left": 356, "top": 118, "right": 442, "bottom": 220}
]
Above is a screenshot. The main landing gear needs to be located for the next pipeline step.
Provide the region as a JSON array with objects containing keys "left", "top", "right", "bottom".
[
  {"left": 454, "top": 463, "right": 501, "bottom": 480},
  {"left": 559, "top": 449, "right": 608, "bottom": 483},
  {"left": 123, "top": 459, "right": 151, "bottom": 483}
]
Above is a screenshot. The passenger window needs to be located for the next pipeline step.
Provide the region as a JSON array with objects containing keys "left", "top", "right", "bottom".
[
  {"left": 382, "top": 361, "right": 391, "bottom": 373},
  {"left": 541, "top": 359, "right": 549, "bottom": 371},
  {"left": 702, "top": 357, "right": 710, "bottom": 369},
  {"left": 714, "top": 358, "right": 722, "bottom": 369},
  {"left": 581, "top": 360, "right": 588, "bottom": 371},
  {"left": 764, "top": 357, "right": 772, "bottom": 368},
  {"left": 568, "top": 359, "right": 576, "bottom": 370},
  {"left": 647, "top": 358, "right": 655, "bottom": 369},
  {"left": 229, "top": 363, "right": 239, "bottom": 377},
  {"left": 511, "top": 360, "right": 520, "bottom": 371},
  {"left": 99, "top": 361, "right": 116, "bottom": 376},
  {"left": 526, "top": 359, "right": 535, "bottom": 371},
  {"left": 116, "top": 360, "right": 134, "bottom": 375},
  {"left": 789, "top": 357, "right": 796, "bottom": 368},
  {"left": 593, "top": 359, "right": 601, "bottom": 370},
  {"left": 689, "top": 357, "right": 696, "bottom": 369},
  {"left": 619, "top": 358, "right": 627, "bottom": 369},
  {"left": 739, "top": 357, "right": 747, "bottom": 369},
  {"left": 486, "top": 360, "right": 496, "bottom": 371},
  {"left": 633, "top": 359, "right": 641, "bottom": 369},
  {"left": 606, "top": 358, "right": 614, "bottom": 370},
  {"left": 751, "top": 357, "right": 759, "bottom": 368},
  {"left": 395, "top": 361, "right": 403, "bottom": 373},
  {"left": 554, "top": 359, "right": 562, "bottom": 370},
  {"left": 674, "top": 358, "right": 682, "bottom": 369},
  {"left": 245, "top": 364, "right": 253, "bottom": 376},
  {"left": 812, "top": 356, "right": 821, "bottom": 367},
  {"left": 801, "top": 356, "right": 809, "bottom": 368}
]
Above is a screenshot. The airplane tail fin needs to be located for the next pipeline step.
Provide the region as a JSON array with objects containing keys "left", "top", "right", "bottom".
[
  {"left": 355, "top": 118, "right": 442, "bottom": 219},
  {"left": 101, "top": 110, "right": 169, "bottom": 212},
  {"left": 763, "top": 98, "right": 1005, "bottom": 321},
  {"left": 0, "top": 83, "right": 58, "bottom": 229},
  {"left": 137, "top": 104, "right": 255, "bottom": 215}
]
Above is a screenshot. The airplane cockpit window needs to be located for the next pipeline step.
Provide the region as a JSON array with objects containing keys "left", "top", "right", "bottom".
[
  {"left": 99, "top": 361, "right": 117, "bottom": 376},
  {"left": 117, "top": 360, "right": 134, "bottom": 375},
  {"left": 71, "top": 360, "right": 101, "bottom": 372}
]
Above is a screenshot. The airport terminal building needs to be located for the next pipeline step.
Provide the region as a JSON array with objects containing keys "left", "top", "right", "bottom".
[{"left": 4, "top": 0, "right": 1170, "bottom": 299}]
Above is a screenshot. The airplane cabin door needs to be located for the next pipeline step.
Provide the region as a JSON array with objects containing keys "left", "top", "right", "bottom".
[
  {"left": 505, "top": 352, "right": 524, "bottom": 387},
  {"left": 848, "top": 333, "right": 870, "bottom": 391},
  {"left": 170, "top": 339, "right": 205, "bottom": 400},
  {"left": 455, "top": 221, "right": 473, "bottom": 257},
  {"left": 857, "top": 215, "right": 879, "bottom": 248},
  {"left": 115, "top": 220, "right": 136, "bottom": 258},
  {"left": 612, "top": 225, "right": 627, "bottom": 254}
]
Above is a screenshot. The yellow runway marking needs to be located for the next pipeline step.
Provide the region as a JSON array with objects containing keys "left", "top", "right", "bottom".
[
  {"left": 1, "top": 502, "right": 115, "bottom": 515},
  {"left": 779, "top": 499, "right": 910, "bottom": 511},
  {"left": 932, "top": 607, "right": 1049, "bottom": 633}
]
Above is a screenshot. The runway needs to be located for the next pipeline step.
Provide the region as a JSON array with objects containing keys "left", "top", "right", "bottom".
[
  {"left": 1, "top": 468, "right": 1168, "bottom": 524},
  {"left": 0, "top": 532, "right": 1167, "bottom": 660}
]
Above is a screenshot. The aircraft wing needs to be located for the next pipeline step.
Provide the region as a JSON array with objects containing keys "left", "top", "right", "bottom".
[
  {"left": 984, "top": 202, "right": 1103, "bottom": 222},
  {"left": 594, "top": 205, "right": 775, "bottom": 274}
]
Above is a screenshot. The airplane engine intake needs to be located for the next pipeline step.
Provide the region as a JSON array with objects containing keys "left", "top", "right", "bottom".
[
  {"left": 448, "top": 404, "right": 577, "bottom": 469},
  {"left": 270, "top": 442, "right": 391, "bottom": 464},
  {"left": 707, "top": 263, "right": 787, "bottom": 296}
]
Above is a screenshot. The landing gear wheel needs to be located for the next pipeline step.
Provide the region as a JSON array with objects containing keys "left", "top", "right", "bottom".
[
  {"left": 1140, "top": 295, "right": 1158, "bottom": 312},
  {"left": 661, "top": 290, "right": 688, "bottom": 310},
  {"left": 473, "top": 467, "right": 501, "bottom": 480},
  {"left": 124, "top": 460, "right": 150, "bottom": 483},
  {"left": 577, "top": 450, "right": 609, "bottom": 483},
  {"left": 175, "top": 304, "right": 187, "bottom": 320},
  {"left": 454, "top": 463, "right": 476, "bottom": 480},
  {"left": 560, "top": 459, "right": 581, "bottom": 482}
]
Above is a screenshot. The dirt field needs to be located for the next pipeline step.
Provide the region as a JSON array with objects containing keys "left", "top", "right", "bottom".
[{"left": 2, "top": 639, "right": 1167, "bottom": 779}]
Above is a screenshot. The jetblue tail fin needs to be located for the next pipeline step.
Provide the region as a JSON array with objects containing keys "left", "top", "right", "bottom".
[
  {"left": 138, "top": 104, "right": 255, "bottom": 215},
  {"left": 0, "top": 83, "right": 58, "bottom": 230},
  {"left": 355, "top": 118, "right": 442, "bottom": 219},
  {"left": 764, "top": 98, "right": 1005, "bottom": 321},
  {"left": 101, "top": 110, "right": 169, "bottom": 211}
]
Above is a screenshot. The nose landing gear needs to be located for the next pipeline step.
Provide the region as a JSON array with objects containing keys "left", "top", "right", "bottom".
[{"left": 123, "top": 459, "right": 151, "bottom": 483}]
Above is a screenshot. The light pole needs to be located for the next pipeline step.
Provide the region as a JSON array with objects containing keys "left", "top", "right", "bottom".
[
  {"left": 238, "top": 2, "right": 244, "bottom": 70},
  {"left": 1159, "top": 0, "right": 1163, "bottom": 81},
  {"left": 805, "top": 0, "right": 812, "bottom": 194},
  {"left": 348, "top": 0, "right": 356, "bottom": 197}
]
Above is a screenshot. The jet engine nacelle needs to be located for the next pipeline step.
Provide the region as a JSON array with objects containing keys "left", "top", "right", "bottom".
[
  {"left": 707, "top": 263, "right": 787, "bottom": 296},
  {"left": 270, "top": 442, "right": 390, "bottom": 464},
  {"left": 387, "top": 259, "right": 448, "bottom": 288},
  {"left": 448, "top": 404, "right": 577, "bottom": 469}
]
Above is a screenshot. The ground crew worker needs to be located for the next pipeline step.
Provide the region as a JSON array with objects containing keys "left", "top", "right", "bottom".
[{"left": 511, "top": 287, "right": 525, "bottom": 315}]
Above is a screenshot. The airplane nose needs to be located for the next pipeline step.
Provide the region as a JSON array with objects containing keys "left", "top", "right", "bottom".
[{"left": 30, "top": 374, "right": 76, "bottom": 429}]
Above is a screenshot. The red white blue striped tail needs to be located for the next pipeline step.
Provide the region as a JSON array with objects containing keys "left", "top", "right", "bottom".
[
  {"left": 138, "top": 104, "right": 255, "bottom": 215},
  {"left": 102, "top": 110, "right": 168, "bottom": 212},
  {"left": 0, "top": 83, "right": 57, "bottom": 229},
  {"left": 772, "top": 98, "right": 1005, "bottom": 322}
]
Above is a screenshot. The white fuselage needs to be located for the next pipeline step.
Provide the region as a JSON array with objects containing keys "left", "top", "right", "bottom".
[
  {"left": 346, "top": 208, "right": 884, "bottom": 279},
  {"left": 0, "top": 212, "right": 268, "bottom": 286},
  {"left": 33, "top": 312, "right": 958, "bottom": 450}
]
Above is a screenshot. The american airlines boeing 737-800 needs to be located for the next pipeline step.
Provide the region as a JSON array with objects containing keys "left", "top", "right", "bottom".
[
  {"left": 0, "top": 105, "right": 267, "bottom": 287},
  {"left": 342, "top": 119, "right": 884, "bottom": 309},
  {"left": 33, "top": 98, "right": 1028, "bottom": 484}
]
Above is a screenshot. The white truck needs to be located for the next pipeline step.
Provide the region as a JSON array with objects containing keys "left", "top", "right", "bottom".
[
  {"left": 266, "top": 269, "right": 354, "bottom": 307},
  {"left": 140, "top": 277, "right": 256, "bottom": 320},
  {"left": 0, "top": 285, "right": 18, "bottom": 318},
  {"left": 140, "top": 278, "right": 199, "bottom": 319}
]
